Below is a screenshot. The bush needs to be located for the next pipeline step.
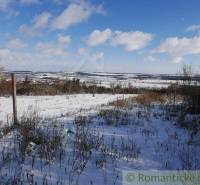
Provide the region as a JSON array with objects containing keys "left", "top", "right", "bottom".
[
  {"left": 0, "top": 80, "right": 12, "bottom": 96},
  {"left": 16, "top": 110, "right": 64, "bottom": 161},
  {"left": 135, "top": 91, "right": 165, "bottom": 106}
]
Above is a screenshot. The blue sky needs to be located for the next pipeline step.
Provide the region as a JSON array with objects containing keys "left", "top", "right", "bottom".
[{"left": 0, "top": 0, "right": 200, "bottom": 74}]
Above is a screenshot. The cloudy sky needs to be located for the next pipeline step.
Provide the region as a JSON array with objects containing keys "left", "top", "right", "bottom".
[{"left": 0, "top": 0, "right": 200, "bottom": 73}]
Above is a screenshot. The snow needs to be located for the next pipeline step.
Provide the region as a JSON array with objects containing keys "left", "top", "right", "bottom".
[
  {"left": 0, "top": 94, "right": 200, "bottom": 185},
  {"left": 13, "top": 71, "right": 200, "bottom": 89},
  {"left": 0, "top": 94, "right": 133, "bottom": 125}
]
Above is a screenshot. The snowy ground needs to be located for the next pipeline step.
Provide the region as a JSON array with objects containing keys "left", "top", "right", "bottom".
[
  {"left": 0, "top": 94, "right": 200, "bottom": 185},
  {"left": 0, "top": 94, "right": 132, "bottom": 125},
  {"left": 12, "top": 71, "right": 200, "bottom": 89}
]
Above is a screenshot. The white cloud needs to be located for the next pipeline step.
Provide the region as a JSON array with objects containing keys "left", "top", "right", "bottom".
[
  {"left": 5, "top": 38, "right": 26, "bottom": 49},
  {"left": 0, "top": 38, "right": 70, "bottom": 70},
  {"left": 36, "top": 42, "right": 68, "bottom": 57},
  {"left": 0, "top": 48, "right": 70, "bottom": 71},
  {"left": 0, "top": 49, "right": 10, "bottom": 59},
  {"left": 171, "top": 56, "right": 183, "bottom": 63},
  {"left": 186, "top": 24, "right": 200, "bottom": 32},
  {"left": 77, "top": 47, "right": 87, "bottom": 56},
  {"left": 86, "top": 28, "right": 112, "bottom": 46},
  {"left": 85, "top": 29, "right": 153, "bottom": 52},
  {"left": 0, "top": 0, "right": 20, "bottom": 18},
  {"left": 33, "top": 12, "right": 51, "bottom": 29},
  {"left": 19, "top": 1, "right": 104, "bottom": 35},
  {"left": 145, "top": 55, "right": 157, "bottom": 62},
  {"left": 51, "top": 0, "right": 104, "bottom": 30},
  {"left": 57, "top": 35, "right": 71, "bottom": 45},
  {"left": 36, "top": 35, "right": 71, "bottom": 57},
  {"left": 20, "top": 0, "right": 41, "bottom": 5},
  {"left": 0, "top": 44, "right": 104, "bottom": 71},
  {"left": 155, "top": 36, "right": 200, "bottom": 63},
  {"left": 71, "top": 48, "right": 105, "bottom": 72},
  {"left": 77, "top": 48, "right": 104, "bottom": 62},
  {"left": 20, "top": 12, "right": 52, "bottom": 36},
  {"left": 0, "top": 48, "right": 30, "bottom": 68},
  {"left": 0, "top": 0, "right": 13, "bottom": 11},
  {"left": 89, "top": 52, "right": 104, "bottom": 62},
  {"left": 77, "top": 47, "right": 104, "bottom": 61},
  {"left": 111, "top": 31, "right": 153, "bottom": 51},
  {"left": 19, "top": 25, "right": 35, "bottom": 37}
]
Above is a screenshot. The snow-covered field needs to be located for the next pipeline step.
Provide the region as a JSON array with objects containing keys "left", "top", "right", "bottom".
[
  {"left": 0, "top": 94, "right": 200, "bottom": 185},
  {"left": 0, "top": 94, "right": 132, "bottom": 125},
  {"left": 12, "top": 71, "right": 200, "bottom": 89}
]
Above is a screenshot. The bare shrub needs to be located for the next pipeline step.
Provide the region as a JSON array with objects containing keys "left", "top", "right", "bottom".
[
  {"left": 0, "top": 125, "right": 15, "bottom": 139},
  {"left": 65, "top": 115, "right": 104, "bottom": 184},
  {"left": 74, "top": 116, "right": 103, "bottom": 152},
  {"left": 98, "top": 109, "right": 130, "bottom": 126},
  {"left": 109, "top": 96, "right": 138, "bottom": 109},
  {"left": 17, "top": 110, "right": 64, "bottom": 162},
  {"left": 135, "top": 91, "right": 165, "bottom": 106},
  {"left": 109, "top": 98, "right": 130, "bottom": 108},
  {"left": 98, "top": 136, "right": 140, "bottom": 162},
  {"left": 179, "top": 64, "right": 200, "bottom": 114},
  {"left": 0, "top": 80, "right": 12, "bottom": 96},
  {"left": 178, "top": 144, "right": 200, "bottom": 170},
  {"left": 119, "top": 137, "right": 140, "bottom": 160}
]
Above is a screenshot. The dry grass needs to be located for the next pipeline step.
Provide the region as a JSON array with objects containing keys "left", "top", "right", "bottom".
[
  {"left": 109, "top": 92, "right": 165, "bottom": 109},
  {"left": 109, "top": 98, "right": 130, "bottom": 108},
  {"left": 109, "top": 96, "right": 138, "bottom": 108},
  {"left": 134, "top": 92, "right": 165, "bottom": 106}
]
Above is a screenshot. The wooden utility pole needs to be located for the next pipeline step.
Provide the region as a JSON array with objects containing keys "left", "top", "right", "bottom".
[{"left": 11, "top": 73, "right": 17, "bottom": 125}]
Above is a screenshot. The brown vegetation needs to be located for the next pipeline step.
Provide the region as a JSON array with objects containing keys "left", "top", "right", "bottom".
[
  {"left": 0, "top": 77, "right": 144, "bottom": 96},
  {"left": 109, "top": 98, "right": 130, "bottom": 108},
  {"left": 135, "top": 91, "right": 165, "bottom": 106},
  {"left": 0, "top": 80, "right": 12, "bottom": 96}
]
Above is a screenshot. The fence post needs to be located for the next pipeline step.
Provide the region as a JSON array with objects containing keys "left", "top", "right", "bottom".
[{"left": 11, "top": 73, "right": 18, "bottom": 125}]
